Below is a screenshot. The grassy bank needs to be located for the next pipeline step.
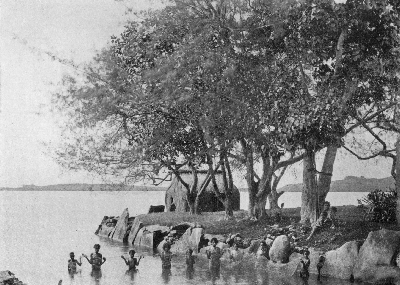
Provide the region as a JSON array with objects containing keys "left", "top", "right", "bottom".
[{"left": 137, "top": 205, "right": 400, "bottom": 252}]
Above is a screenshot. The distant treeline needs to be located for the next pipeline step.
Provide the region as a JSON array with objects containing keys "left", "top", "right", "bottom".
[
  {"left": 0, "top": 184, "right": 167, "bottom": 192},
  {"left": 1, "top": 176, "right": 394, "bottom": 192}
]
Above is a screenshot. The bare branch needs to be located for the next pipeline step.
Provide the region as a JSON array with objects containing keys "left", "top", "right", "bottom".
[{"left": 276, "top": 152, "right": 306, "bottom": 169}]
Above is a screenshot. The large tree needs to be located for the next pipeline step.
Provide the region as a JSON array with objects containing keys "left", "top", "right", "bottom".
[
  {"left": 53, "top": 0, "right": 400, "bottom": 222},
  {"left": 280, "top": 0, "right": 400, "bottom": 223}
]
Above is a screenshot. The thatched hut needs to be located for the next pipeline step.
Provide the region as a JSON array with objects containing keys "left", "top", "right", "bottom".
[{"left": 165, "top": 170, "right": 241, "bottom": 212}]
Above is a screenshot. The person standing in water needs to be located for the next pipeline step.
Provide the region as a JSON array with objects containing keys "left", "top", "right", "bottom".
[
  {"left": 67, "top": 252, "right": 82, "bottom": 273},
  {"left": 160, "top": 242, "right": 173, "bottom": 272},
  {"left": 256, "top": 241, "right": 270, "bottom": 260},
  {"left": 299, "top": 249, "right": 311, "bottom": 279},
  {"left": 160, "top": 242, "right": 174, "bottom": 283},
  {"left": 121, "top": 249, "right": 143, "bottom": 271},
  {"left": 82, "top": 244, "right": 106, "bottom": 271},
  {"left": 206, "top": 238, "right": 223, "bottom": 280},
  {"left": 185, "top": 248, "right": 196, "bottom": 279}
]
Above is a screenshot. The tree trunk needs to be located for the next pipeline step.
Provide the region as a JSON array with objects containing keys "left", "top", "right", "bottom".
[
  {"left": 254, "top": 196, "right": 267, "bottom": 218},
  {"left": 242, "top": 141, "right": 258, "bottom": 218},
  {"left": 193, "top": 195, "right": 201, "bottom": 215},
  {"left": 221, "top": 154, "right": 234, "bottom": 218},
  {"left": 300, "top": 151, "right": 319, "bottom": 224},
  {"left": 187, "top": 165, "right": 198, "bottom": 215},
  {"left": 396, "top": 135, "right": 400, "bottom": 225},
  {"left": 248, "top": 187, "right": 257, "bottom": 217},
  {"left": 317, "top": 146, "right": 338, "bottom": 207},
  {"left": 224, "top": 198, "right": 233, "bottom": 218},
  {"left": 268, "top": 190, "right": 284, "bottom": 210}
]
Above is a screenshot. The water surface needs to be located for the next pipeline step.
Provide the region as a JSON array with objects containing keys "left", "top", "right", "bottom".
[{"left": 0, "top": 191, "right": 368, "bottom": 285}]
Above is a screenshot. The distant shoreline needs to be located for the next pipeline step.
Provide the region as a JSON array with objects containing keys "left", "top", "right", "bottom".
[{"left": 1, "top": 176, "right": 394, "bottom": 192}]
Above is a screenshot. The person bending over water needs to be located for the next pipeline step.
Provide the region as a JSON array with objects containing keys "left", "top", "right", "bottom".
[
  {"left": 82, "top": 244, "right": 106, "bottom": 271},
  {"left": 68, "top": 252, "right": 82, "bottom": 273},
  {"left": 121, "top": 249, "right": 143, "bottom": 271}
]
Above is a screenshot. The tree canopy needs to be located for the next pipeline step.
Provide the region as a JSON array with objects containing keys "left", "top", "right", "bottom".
[{"left": 53, "top": 0, "right": 400, "bottom": 219}]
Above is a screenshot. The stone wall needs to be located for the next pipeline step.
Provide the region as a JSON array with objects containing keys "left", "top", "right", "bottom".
[{"left": 95, "top": 209, "right": 400, "bottom": 284}]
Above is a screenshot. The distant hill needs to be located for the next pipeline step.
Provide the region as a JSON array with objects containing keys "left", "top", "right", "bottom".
[
  {"left": 0, "top": 184, "right": 168, "bottom": 192},
  {"left": 277, "top": 176, "right": 395, "bottom": 193}
]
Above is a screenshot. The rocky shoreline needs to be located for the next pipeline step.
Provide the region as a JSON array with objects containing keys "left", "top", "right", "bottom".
[
  {"left": 0, "top": 271, "right": 26, "bottom": 285},
  {"left": 96, "top": 208, "right": 400, "bottom": 284}
]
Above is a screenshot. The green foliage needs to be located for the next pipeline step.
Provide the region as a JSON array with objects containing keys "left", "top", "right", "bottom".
[{"left": 358, "top": 189, "right": 397, "bottom": 223}]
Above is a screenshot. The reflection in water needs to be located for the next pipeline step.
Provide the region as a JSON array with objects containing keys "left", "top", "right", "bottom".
[
  {"left": 209, "top": 267, "right": 220, "bottom": 284},
  {"left": 2, "top": 191, "right": 373, "bottom": 285},
  {"left": 68, "top": 269, "right": 81, "bottom": 280},
  {"left": 161, "top": 268, "right": 172, "bottom": 284},
  {"left": 90, "top": 270, "right": 102, "bottom": 285},
  {"left": 185, "top": 266, "right": 194, "bottom": 280},
  {"left": 125, "top": 269, "right": 137, "bottom": 282}
]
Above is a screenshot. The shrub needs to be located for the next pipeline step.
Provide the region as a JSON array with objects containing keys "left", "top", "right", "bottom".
[{"left": 358, "top": 189, "right": 397, "bottom": 223}]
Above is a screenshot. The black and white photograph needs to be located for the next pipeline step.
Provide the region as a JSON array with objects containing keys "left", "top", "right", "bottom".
[{"left": 2, "top": 0, "right": 400, "bottom": 284}]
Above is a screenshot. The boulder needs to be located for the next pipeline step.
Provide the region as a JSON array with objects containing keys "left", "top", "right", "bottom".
[
  {"left": 127, "top": 218, "right": 143, "bottom": 245},
  {"left": 260, "top": 257, "right": 302, "bottom": 277},
  {"left": 0, "top": 271, "right": 26, "bottom": 285},
  {"left": 265, "top": 237, "right": 274, "bottom": 247},
  {"left": 133, "top": 225, "right": 168, "bottom": 248},
  {"left": 111, "top": 208, "right": 129, "bottom": 242},
  {"left": 316, "top": 241, "right": 359, "bottom": 280},
  {"left": 133, "top": 228, "right": 153, "bottom": 248},
  {"left": 203, "top": 234, "right": 226, "bottom": 243},
  {"left": 353, "top": 229, "right": 400, "bottom": 284},
  {"left": 148, "top": 205, "right": 165, "bottom": 213},
  {"left": 269, "top": 235, "right": 291, "bottom": 263},
  {"left": 289, "top": 252, "right": 302, "bottom": 262},
  {"left": 0, "top": 271, "right": 14, "bottom": 283},
  {"left": 97, "top": 224, "right": 115, "bottom": 238},
  {"left": 170, "top": 223, "right": 195, "bottom": 234},
  {"left": 145, "top": 225, "right": 170, "bottom": 234},
  {"left": 171, "top": 227, "right": 204, "bottom": 253}
]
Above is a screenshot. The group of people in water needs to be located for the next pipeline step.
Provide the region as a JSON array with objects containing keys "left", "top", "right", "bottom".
[{"left": 65, "top": 201, "right": 336, "bottom": 284}]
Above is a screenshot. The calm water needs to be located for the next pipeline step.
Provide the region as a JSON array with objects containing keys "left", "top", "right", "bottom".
[{"left": 0, "top": 191, "right": 367, "bottom": 285}]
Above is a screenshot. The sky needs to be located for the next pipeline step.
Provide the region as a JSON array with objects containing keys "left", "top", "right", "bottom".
[{"left": 0, "top": 0, "right": 394, "bottom": 188}]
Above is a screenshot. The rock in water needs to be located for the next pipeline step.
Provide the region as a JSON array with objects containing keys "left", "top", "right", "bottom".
[
  {"left": 269, "top": 235, "right": 291, "bottom": 263},
  {"left": 315, "top": 240, "right": 359, "bottom": 280},
  {"left": 112, "top": 208, "right": 129, "bottom": 242},
  {"left": 128, "top": 218, "right": 143, "bottom": 245},
  {"left": 171, "top": 226, "right": 204, "bottom": 253},
  {"left": 353, "top": 229, "right": 400, "bottom": 283}
]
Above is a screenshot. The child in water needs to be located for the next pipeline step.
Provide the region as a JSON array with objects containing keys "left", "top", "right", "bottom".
[
  {"left": 229, "top": 243, "right": 243, "bottom": 263},
  {"left": 160, "top": 242, "right": 173, "bottom": 271},
  {"left": 185, "top": 248, "right": 196, "bottom": 269},
  {"left": 300, "top": 249, "right": 310, "bottom": 278},
  {"left": 67, "top": 252, "right": 82, "bottom": 273},
  {"left": 121, "top": 249, "right": 143, "bottom": 271},
  {"left": 317, "top": 255, "right": 326, "bottom": 280},
  {"left": 206, "top": 238, "right": 222, "bottom": 279},
  {"left": 256, "top": 241, "right": 270, "bottom": 260},
  {"left": 82, "top": 244, "right": 106, "bottom": 271}
]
